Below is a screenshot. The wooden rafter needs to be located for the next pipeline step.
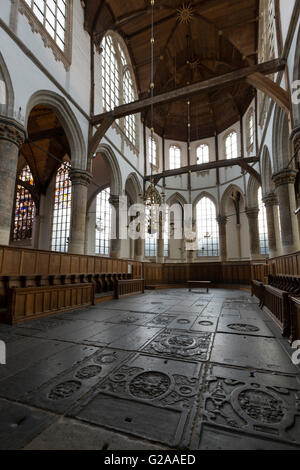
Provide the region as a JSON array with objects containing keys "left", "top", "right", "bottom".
[{"left": 246, "top": 72, "right": 291, "bottom": 114}]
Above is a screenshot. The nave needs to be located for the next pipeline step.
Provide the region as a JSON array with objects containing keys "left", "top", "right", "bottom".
[{"left": 0, "top": 288, "right": 299, "bottom": 450}]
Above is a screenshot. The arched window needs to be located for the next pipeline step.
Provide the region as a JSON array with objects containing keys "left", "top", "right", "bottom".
[
  {"left": 101, "top": 34, "right": 137, "bottom": 147},
  {"left": 163, "top": 208, "right": 169, "bottom": 257},
  {"left": 196, "top": 197, "right": 219, "bottom": 257},
  {"left": 24, "top": 0, "right": 69, "bottom": 52},
  {"left": 258, "top": 187, "right": 269, "bottom": 255},
  {"left": 13, "top": 165, "right": 35, "bottom": 241},
  {"left": 149, "top": 136, "right": 157, "bottom": 167},
  {"left": 169, "top": 145, "right": 181, "bottom": 170},
  {"left": 225, "top": 131, "right": 238, "bottom": 160},
  {"left": 246, "top": 110, "right": 255, "bottom": 152},
  {"left": 102, "top": 35, "right": 120, "bottom": 112},
  {"left": 51, "top": 162, "right": 71, "bottom": 253},
  {"left": 197, "top": 144, "right": 209, "bottom": 164},
  {"left": 95, "top": 187, "right": 111, "bottom": 256}
]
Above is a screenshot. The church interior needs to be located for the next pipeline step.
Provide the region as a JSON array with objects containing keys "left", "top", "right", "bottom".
[{"left": 0, "top": 0, "right": 300, "bottom": 451}]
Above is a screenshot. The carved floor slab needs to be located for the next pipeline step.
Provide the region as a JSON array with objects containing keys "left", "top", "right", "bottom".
[
  {"left": 70, "top": 354, "right": 202, "bottom": 447},
  {"left": 142, "top": 329, "right": 213, "bottom": 362},
  {"left": 217, "top": 317, "right": 275, "bottom": 337},
  {"left": 193, "top": 365, "right": 300, "bottom": 449}
]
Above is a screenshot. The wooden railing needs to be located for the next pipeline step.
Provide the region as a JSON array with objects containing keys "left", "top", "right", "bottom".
[
  {"left": 115, "top": 279, "right": 144, "bottom": 299},
  {"left": 268, "top": 251, "right": 300, "bottom": 276},
  {"left": 251, "top": 280, "right": 264, "bottom": 306},
  {"left": 268, "top": 274, "right": 300, "bottom": 294},
  {"left": 4, "top": 283, "right": 95, "bottom": 325},
  {"left": 262, "top": 285, "right": 290, "bottom": 336},
  {"left": 289, "top": 296, "right": 300, "bottom": 343}
]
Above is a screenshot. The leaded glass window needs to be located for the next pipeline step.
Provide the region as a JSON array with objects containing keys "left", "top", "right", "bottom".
[
  {"left": 197, "top": 197, "right": 219, "bottom": 257},
  {"left": 258, "top": 187, "right": 269, "bottom": 255},
  {"left": 197, "top": 144, "right": 209, "bottom": 164},
  {"left": 95, "top": 187, "right": 111, "bottom": 256},
  {"left": 169, "top": 145, "right": 181, "bottom": 170},
  {"left": 101, "top": 35, "right": 137, "bottom": 146},
  {"left": 13, "top": 165, "right": 35, "bottom": 241},
  {"left": 225, "top": 131, "right": 238, "bottom": 160},
  {"left": 51, "top": 162, "right": 71, "bottom": 252},
  {"left": 145, "top": 205, "right": 157, "bottom": 257},
  {"left": 163, "top": 208, "right": 169, "bottom": 258},
  {"left": 24, "top": 0, "right": 67, "bottom": 51},
  {"left": 247, "top": 110, "right": 255, "bottom": 152}
]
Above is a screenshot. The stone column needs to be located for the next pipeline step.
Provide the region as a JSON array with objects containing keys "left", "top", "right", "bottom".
[
  {"left": 290, "top": 127, "right": 300, "bottom": 235},
  {"left": 68, "top": 169, "right": 92, "bottom": 255},
  {"left": 0, "top": 117, "right": 26, "bottom": 245},
  {"left": 273, "top": 169, "right": 300, "bottom": 255},
  {"left": 262, "top": 193, "right": 282, "bottom": 258},
  {"left": 156, "top": 213, "right": 164, "bottom": 264},
  {"left": 217, "top": 215, "right": 227, "bottom": 261},
  {"left": 246, "top": 207, "right": 261, "bottom": 260},
  {"left": 109, "top": 194, "right": 122, "bottom": 259}
]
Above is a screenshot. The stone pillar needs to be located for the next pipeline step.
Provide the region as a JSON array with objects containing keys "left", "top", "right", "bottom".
[
  {"left": 156, "top": 213, "right": 164, "bottom": 264},
  {"left": 246, "top": 207, "right": 261, "bottom": 260},
  {"left": 273, "top": 169, "right": 300, "bottom": 255},
  {"left": 68, "top": 169, "right": 92, "bottom": 255},
  {"left": 262, "top": 193, "right": 282, "bottom": 258},
  {"left": 0, "top": 117, "right": 26, "bottom": 245},
  {"left": 109, "top": 194, "right": 122, "bottom": 259},
  {"left": 290, "top": 127, "right": 300, "bottom": 235},
  {"left": 217, "top": 215, "right": 227, "bottom": 261}
]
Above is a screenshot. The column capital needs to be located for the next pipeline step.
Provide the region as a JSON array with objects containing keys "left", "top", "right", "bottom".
[
  {"left": 262, "top": 193, "right": 279, "bottom": 207},
  {"left": 0, "top": 117, "right": 26, "bottom": 147},
  {"left": 290, "top": 125, "right": 300, "bottom": 149},
  {"left": 69, "top": 169, "right": 92, "bottom": 187},
  {"left": 272, "top": 169, "right": 298, "bottom": 187},
  {"left": 246, "top": 207, "right": 259, "bottom": 219},
  {"left": 109, "top": 194, "right": 121, "bottom": 208},
  {"left": 216, "top": 215, "right": 228, "bottom": 226}
]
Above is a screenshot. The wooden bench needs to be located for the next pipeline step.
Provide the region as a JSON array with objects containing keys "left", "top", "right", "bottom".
[
  {"left": 115, "top": 279, "right": 145, "bottom": 299},
  {"left": 188, "top": 281, "right": 212, "bottom": 293}
]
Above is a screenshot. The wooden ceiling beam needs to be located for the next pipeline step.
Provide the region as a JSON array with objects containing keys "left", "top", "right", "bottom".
[
  {"left": 144, "top": 157, "right": 260, "bottom": 183},
  {"left": 246, "top": 72, "right": 291, "bottom": 114},
  {"left": 91, "top": 59, "right": 286, "bottom": 125}
]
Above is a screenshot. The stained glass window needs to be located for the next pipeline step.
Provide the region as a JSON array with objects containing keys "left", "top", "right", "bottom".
[
  {"left": 197, "top": 144, "right": 209, "bottom": 164},
  {"left": 51, "top": 162, "right": 71, "bottom": 252},
  {"left": 13, "top": 165, "right": 35, "bottom": 241},
  {"left": 24, "top": 0, "right": 67, "bottom": 51},
  {"left": 169, "top": 145, "right": 181, "bottom": 170},
  {"left": 258, "top": 187, "right": 269, "bottom": 255},
  {"left": 95, "top": 187, "right": 111, "bottom": 256},
  {"left": 225, "top": 131, "right": 238, "bottom": 160},
  {"left": 197, "top": 197, "right": 219, "bottom": 257}
]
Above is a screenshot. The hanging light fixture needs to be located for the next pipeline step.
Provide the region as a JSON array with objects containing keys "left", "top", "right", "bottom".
[{"left": 143, "top": 0, "right": 160, "bottom": 235}]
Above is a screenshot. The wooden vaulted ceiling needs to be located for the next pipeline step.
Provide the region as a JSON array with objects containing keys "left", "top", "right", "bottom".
[
  {"left": 84, "top": 0, "right": 259, "bottom": 141},
  {"left": 19, "top": 106, "right": 70, "bottom": 192}
]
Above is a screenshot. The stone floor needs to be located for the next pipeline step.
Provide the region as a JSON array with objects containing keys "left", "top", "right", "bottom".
[{"left": 0, "top": 288, "right": 300, "bottom": 450}]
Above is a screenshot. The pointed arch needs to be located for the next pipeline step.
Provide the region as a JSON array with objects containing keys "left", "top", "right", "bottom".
[
  {"left": 261, "top": 145, "right": 275, "bottom": 196},
  {"left": 95, "top": 144, "right": 122, "bottom": 196},
  {"left": 220, "top": 184, "right": 244, "bottom": 216},
  {"left": 167, "top": 192, "right": 187, "bottom": 208},
  {"left": 247, "top": 175, "right": 261, "bottom": 208},
  {"left": 293, "top": 24, "right": 300, "bottom": 126},
  {"left": 25, "top": 91, "right": 86, "bottom": 169},
  {"left": 193, "top": 191, "right": 218, "bottom": 211},
  {"left": 0, "top": 51, "right": 14, "bottom": 117},
  {"left": 125, "top": 172, "right": 143, "bottom": 203},
  {"left": 272, "top": 104, "right": 292, "bottom": 173}
]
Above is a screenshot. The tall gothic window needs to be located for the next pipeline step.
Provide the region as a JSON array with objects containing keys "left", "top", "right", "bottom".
[
  {"left": 102, "top": 35, "right": 120, "bottom": 112},
  {"left": 246, "top": 109, "right": 255, "bottom": 153},
  {"left": 163, "top": 208, "right": 169, "bottom": 258},
  {"left": 225, "top": 131, "right": 238, "bottom": 160},
  {"left": 145, "top": 205, "right": 157, "bottom": 258},
  {"left": 197, "top": 144, "right": 209, "bottom": 164},
  {"left": 101, "top": 34, "right": 137, "bottom": 147},
  {"left": 149, "top": 136, "right": 157, "bottom": 167},
  {"left": 24, "top": 0, "right": 68, "bottom": 51},
  {"left": 169, "top": 145, "right": 181, "bottom": 170},
  {"left": 13, "top": 165, "right": 35, "bottom": 241},
  {"left": 51, "top": 162, "right": 71, "bottom": 252},
  {"left": 258, "top": 187, "right": 269, "bottom": 255},
  {"left": 95, "top": 187, "right": 111, "bottom": 256},
  {"left": 196, "top": 197, "right": 219, "bottom": 257}
]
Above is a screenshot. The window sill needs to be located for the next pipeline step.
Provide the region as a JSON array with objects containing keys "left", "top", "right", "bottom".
[{"left": 19, "top": 0, "right": 72, "bottom": 71}]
